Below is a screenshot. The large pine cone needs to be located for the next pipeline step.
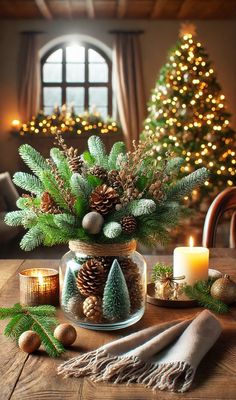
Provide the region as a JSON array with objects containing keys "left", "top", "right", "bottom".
[
  {"left": 83, "top": 296, "right": 103, "bottom": 322},
  {"left": 67, "top": 147, "right": 83, "bottom": 173},
  {"left": 77, "top": 259, "right": 106, "bottom": 297},
  {"left": 89, "top": 184, "right": 119, "bottom": 215},
  {"left": 90, "top": 166, "right": 108, "bottom": 181},
  {"left": 40, "top": 192, "right": 61, "bottom": 214},
  {"left": 108, "top": 170, "right": 122, "bottom": 190},
  {"left": 121, "top": 215, "right": 137, "bottom": 234}
]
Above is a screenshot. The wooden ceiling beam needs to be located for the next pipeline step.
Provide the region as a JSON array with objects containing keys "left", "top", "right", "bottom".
[
  {"left": 86, "top": 0, "right": 95, "bottom": 18},
  {"left": 117, "top": 0, "right": 127, "bottom": 18},
  {"left": 150, "top": 0, "right": 165, "bottom": 19},
  {"left": 35, "top": 0, "right": 52, "bottom": 19}
]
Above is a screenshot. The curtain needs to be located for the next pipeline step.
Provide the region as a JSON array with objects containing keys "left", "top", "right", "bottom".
[
  {"left": 18, "top": 32, "right": 40, "bottom": 122},
  {"left": 113, "top": 32, "right": 145, "bottom": 150}
]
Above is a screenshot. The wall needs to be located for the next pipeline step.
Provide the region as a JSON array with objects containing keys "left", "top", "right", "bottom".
[{"left": 0, "top": 19, "right": 236, "bottom": 173}]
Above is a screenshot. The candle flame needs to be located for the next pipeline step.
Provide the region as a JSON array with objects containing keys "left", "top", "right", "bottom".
[
  {"left": 37, "top": 272, "right": 44, "bottom": 286},
  {"left": 189, "top": 236, "right": 194, "bottom": 247}
]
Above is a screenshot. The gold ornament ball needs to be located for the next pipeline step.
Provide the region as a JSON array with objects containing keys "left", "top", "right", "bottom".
[
  {"left": 210, "top": 275, "right": 236, "bottom": 305},
  {"left": 18, "top": 330, "right": 41, "bottom": 354},
  {"left": 54, "top": 323, "right": 77, "bottom": 347}
]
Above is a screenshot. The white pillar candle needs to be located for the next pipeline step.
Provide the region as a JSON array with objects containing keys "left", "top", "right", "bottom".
[{"left": 173, "top": 237, "right": 209, "bottom": 286}]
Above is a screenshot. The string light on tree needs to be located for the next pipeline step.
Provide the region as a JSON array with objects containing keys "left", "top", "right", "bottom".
[{"left": 142, "top": 23, "right": 236, "bottom": 208}]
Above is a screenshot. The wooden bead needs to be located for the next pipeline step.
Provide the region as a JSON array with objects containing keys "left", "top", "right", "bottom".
[
  {"left": 18, "top": 331, "right": 41, "bottom": 353},
  {"left": 82, "top": 212, "right": 104, "bottom": 234},
  {"left": 54, "top": 323, "right": 77, "bottom": 347}
]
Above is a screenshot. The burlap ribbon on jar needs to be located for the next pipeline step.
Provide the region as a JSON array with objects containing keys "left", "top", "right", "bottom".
[{"left": 68, "top": 240, "right": 137, "bottom": 257}]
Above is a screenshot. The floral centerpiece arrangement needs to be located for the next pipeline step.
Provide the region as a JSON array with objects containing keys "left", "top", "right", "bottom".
[{"left": 6, "top": 133, "right": 208, "bottom": 329}]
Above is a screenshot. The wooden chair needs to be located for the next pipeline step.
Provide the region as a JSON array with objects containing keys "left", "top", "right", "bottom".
[{"left": 202, "top": 187, "right": 236, "bottom": 248}]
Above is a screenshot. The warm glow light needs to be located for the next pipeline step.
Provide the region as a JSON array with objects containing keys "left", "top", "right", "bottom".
[
  {"left": 189, "top": 236, "right": 194, "bottom": 247},
  {"left": 12, "top": 119, "right": 21, "bottom": 127},
  {"left": 37, "top": 272, "right": 44, "bottom": 286}
]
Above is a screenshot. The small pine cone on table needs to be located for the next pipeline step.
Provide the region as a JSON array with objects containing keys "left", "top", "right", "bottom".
[
  {"left": 67, "top": 147, "right": 83, "bottom": 173},
  {"left": 121, "top": 215, "right": 137, "bottom": 234},
  {"left": 90, "top": 166, "right": 108, "bottom": 181},
  {"left": 107, "top": 170, "right": 122, "bottom": 190},
  {"left": 40, "top": 192, "right": 61, "bottom": 214},
  {"left": 77, "top": 259, "right": 106, "bottom": 297},
  {"left": 89, "top": 184, "right": 119, "bottom": 215},
  {"left": 83, "top": 296, "right": 103, "bottom": 322}
]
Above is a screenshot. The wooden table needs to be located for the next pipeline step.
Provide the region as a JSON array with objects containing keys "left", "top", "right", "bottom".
[{"left": 0, "top": 249, "right": 236, "bottom": 400}]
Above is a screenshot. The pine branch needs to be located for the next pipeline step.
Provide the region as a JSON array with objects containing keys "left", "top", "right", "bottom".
[
  {"left": 19, "top": 144, "right": 50, "bottom": 177},
  {"left": 184, "top": 284, "right": 229, "bottom": 314},
  {"left": 108, "top": 142, "right": 126, "bottom": 170},
  {"left": 50, "top": 148, "right": 72, "bottom": 186},
  {"left": 53, "top": 213, "right": 77, "bottom": 235},
  {"left": 16, "top": 196, "right": 40, "bottom": 210},
  {"left": 166, "top": 167, "right": 209, "bottom": 201},
  {"left": 31, "top": 314, "right": 64, "bottom": 357},
  {"left": 40, "top": 170, "right": 69, "bottom": 210},
  {"left": 0, "top": 304, "right": 64, "bottom": 357},
  {"left": 20, "top": 225, "right": 44, "bottom": 251},
  {"left": 87, "top": 135, "right": 108, "bottom": 168}
]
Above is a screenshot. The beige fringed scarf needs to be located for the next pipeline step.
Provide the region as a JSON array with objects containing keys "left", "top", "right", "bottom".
[{"left": 58, "top": 310, "right": 222, "bottom": 393}]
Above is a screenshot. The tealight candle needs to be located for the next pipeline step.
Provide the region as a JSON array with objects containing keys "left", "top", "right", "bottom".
[
  {"left": 173, "top": 237, "right": 209, "bottom": 285},
  {"left": 19, "top": 268, "right": 59, "bottom": 306}
]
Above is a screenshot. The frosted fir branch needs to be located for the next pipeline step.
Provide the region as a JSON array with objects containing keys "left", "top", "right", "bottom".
[
  {"left": 166, "top": 167, "right": 209, "bottom": 201},
  {"left": 128, "top": 199, "right": 156, "bottom": 217},
  {"left": 165, "top": 157, "right": 185, "bottom": 175},
  {"left": 13, "top": 172, "right": 44, "bottom": 196},
  {"left": 87, "top": 135, "right": 108, "bottom": 168},
  {"left": 103, "top": 221, "right": 122, "bottom": 239},
  {"left": 70, "top": 173, "right": 92, "bottom": 198},
  {"left": 108, "top": 142, "right": 126, "bottom": 170},
  {"left": 20, "top": 225, "right": 44, "bottom": 251},
  {"left": 19, "top": 144, "right": 50, "bottom": 177}
]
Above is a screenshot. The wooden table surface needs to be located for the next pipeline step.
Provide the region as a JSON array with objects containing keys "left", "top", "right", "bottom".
[{"left": 0, "top": 249, "right": 236, "bottom": 400}]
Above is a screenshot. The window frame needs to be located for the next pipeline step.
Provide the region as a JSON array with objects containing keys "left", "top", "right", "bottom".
[{"left": 41, "top": 42, "right": 113, "bottom": 116}]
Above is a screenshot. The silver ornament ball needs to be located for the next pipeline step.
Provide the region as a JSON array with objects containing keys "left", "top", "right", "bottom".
[{"left": 82, "top": 211, "right": 104, "bottom": 234}]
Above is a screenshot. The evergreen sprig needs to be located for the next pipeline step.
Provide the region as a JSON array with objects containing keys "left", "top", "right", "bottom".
[
  {"left": 184, "top": 280, "right": 229, "bottom": 314},
  {"left": 166, "top": 167, "right": 209, "bottom": 201},
  {"left": 0, "top": 304, "right": 65, "bottom": 357},
  {"left": 152, "top": 262, "right": 173, "bottom": 282}
]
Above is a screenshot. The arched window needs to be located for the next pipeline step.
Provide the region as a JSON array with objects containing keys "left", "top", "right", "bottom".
[{"left": 41, "top": 42, "right": 112, "bottom": 118}]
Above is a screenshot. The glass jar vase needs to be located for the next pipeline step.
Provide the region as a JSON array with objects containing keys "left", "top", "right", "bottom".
[{"left": 60, "top": 240, "right": 146, "bottom": 330}]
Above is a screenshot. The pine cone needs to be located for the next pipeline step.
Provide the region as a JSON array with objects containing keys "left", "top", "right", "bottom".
[
  {"left": 83, "top": 296, "right": 103, "bottom": 322},
  {"left": 67, "top": 147, "right": 83, "bottom": 173},
  {"left": 94, "top": 256, "right": 115, "bottom": 274},
  {"left": 90, "top": 166, "right": 108, "bottom": 181},
  {"left": 108, "top": 170, "right": 122, "bottom": 190},
  {"left": 77, "top": 259, "right": 106, "bottom": 296},
  {"left": 119, "top": 258, "right": 143, "bottom": 312},
  {"left": 121, "top": 215, "right": 137, "bottom": 234},
  {"left": 40, "top": 192, "right": 61, "bottom": 214},
  {"left": 89, "top": 184, "right": 119, "bottom": 215}
]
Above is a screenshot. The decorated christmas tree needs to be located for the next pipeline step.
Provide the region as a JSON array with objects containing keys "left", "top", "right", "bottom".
[{"left": 142, "top": 25, "right": 236, "bottom": 209}]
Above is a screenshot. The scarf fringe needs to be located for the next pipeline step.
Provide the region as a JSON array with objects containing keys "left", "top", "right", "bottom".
[{"left": 58, "top": 350, "right": 195, "bottom": 392}]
